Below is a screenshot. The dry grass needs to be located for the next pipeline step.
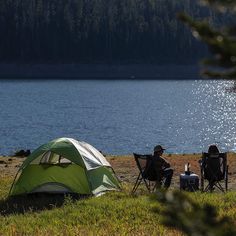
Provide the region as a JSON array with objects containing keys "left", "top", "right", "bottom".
[
  {"left": 1, "top": 152, "right": 236, "bottom": 189},
  {"left": 107, "top": 153, "right": 236, "bottom": 190}
]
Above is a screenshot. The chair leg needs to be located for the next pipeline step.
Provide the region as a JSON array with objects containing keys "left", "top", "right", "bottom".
[
  {"left": 201, "top": 176, "right": 204, "bottom": 192},
  {"left": 214, "top": 182, "right": 225, "bottom": 192},
  {"left": 132, "top": 173, "right": 151, "bottom": 193},
  {"left": 152, "top": 183, "right": 157, "bottom": 192},
  {"left": 132, "top": 180, "right": 141, "bottom": 193},
  {"left": 204, "top": 183, "right": 210, "bottom": 192},
  {"left": 143, "top": 179, "right": 151, "bottom": 192},
  {"left": 153, "top": 180, "right": 162, "bottom": 192},
  {"left": 225, "top": 165, "right": 229, "bottom": 192},
  {"left": 132, "top": 173, "right": 142, "bottom": 193},
  {"left": 209, "top": 182, "right": 215, "bottom": 192},
  {"left": 204, "top": 181, "right": 226, "bottom": 193}
]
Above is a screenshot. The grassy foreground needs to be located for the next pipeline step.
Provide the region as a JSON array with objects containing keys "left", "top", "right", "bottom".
[
  {"left": 0, "top": 154, "right": 236, "bottom": 235},
  {"left": 0, "top": 177, "right": 236, "bottom": 236}
]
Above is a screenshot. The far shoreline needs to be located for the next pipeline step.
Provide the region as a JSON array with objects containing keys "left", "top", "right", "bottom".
[{"left": 0, "top": 64, "right": 201, "bottom": 80}]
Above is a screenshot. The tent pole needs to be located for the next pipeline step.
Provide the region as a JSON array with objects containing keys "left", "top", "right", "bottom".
[{"left": 8, "top": 169, "right": 21, "bottom": 197}]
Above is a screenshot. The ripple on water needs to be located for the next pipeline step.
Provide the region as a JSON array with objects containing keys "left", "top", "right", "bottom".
[{"left": 0, "top": 79, "right": 236, "bottom": 154}]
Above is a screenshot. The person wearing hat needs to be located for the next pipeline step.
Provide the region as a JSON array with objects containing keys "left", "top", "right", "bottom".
[{"left": 144, "top": 145, "right": 173, "bottom": 188}]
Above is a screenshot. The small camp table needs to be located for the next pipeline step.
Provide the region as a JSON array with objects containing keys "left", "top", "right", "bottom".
[{"left": 180, "top": 173, "right": 199, "bottom": 192}]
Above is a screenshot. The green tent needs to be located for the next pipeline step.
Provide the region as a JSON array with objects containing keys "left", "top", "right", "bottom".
[{"left": 9, "top": 138, "right": 120, "bottom": 196}]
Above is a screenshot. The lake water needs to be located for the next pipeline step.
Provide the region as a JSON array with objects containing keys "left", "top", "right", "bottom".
[{"left": 0, "top": 79, "right": 236, "bottom": 155}]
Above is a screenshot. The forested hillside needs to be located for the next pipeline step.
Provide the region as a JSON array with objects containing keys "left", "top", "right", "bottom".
[{"left": 0, "top": 0, "right": 229, "bottom": 63}]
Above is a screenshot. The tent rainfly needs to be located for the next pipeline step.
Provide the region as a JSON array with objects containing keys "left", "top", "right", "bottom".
[{"left": 9, "top": 138, "right": 120, "bottom": 196}]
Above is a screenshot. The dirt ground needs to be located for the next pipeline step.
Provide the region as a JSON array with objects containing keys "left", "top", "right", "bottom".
[
  {"left": 1, "top": 153, "right": 236, "bottom": 190},
  {"left": 107, "top": 153, "right": 236, "bottom": 190}
]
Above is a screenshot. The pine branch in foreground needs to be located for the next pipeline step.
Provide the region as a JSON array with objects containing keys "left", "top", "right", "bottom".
[
  {"left": 177, "top": 0, "right": 236, "bottom": 79},
  {"left": 155, "top": 190, "right": 236, "bottom": 236}
]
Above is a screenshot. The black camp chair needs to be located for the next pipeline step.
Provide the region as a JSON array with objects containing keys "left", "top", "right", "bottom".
[
  {"left": 132, "top": 153, "right": 160, "bottom": 193},
  {"left": 200, "top": 152, "right": 228, "bottom": 192}
]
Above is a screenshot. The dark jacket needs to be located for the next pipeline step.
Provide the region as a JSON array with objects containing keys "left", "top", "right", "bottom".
[{"left": 144, "top": 154, "right": 170, "bottom": 181}]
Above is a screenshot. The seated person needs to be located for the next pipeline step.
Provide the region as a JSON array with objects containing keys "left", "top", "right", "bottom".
[
  {"left": 202, "top": 144, "right": 223, "bottom": 182},
  {"left": 144, "top": 145, "right": 173, "bottom": 188}
]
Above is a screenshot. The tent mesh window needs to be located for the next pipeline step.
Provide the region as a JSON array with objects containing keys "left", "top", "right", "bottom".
[{"left": 40, "top": 151, "right": 71, "bottom": 164}]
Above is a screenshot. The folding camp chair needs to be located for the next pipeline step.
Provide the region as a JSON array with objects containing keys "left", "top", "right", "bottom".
[
  {"left": 200, "top": 152, "right": 228, "bottom": 192},
  {"left": 131, "top": 153, "right": 160, "bottom": 193}
]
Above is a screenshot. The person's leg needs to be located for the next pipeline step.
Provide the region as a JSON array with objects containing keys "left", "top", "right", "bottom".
[
  {"left": 155, "top": 179, "right": 162, "bottom": 189},
  {"left": 163, "top": 168, "right": 173, "bottom": 188}
]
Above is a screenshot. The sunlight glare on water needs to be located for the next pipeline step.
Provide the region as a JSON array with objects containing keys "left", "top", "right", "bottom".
[
  {"left": 0, "top": 79, "right": 236, "bottom": 155},
  {"left": 189, "top": 80, "right": 236, "bottom": 152}
]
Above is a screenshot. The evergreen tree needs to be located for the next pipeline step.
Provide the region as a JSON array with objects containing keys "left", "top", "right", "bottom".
[
  {"left": 0, "top": 0, "right": 223, "bottom": 64},
  {"left": 178, "top": 0, "right": 236, "bottom": 79}
]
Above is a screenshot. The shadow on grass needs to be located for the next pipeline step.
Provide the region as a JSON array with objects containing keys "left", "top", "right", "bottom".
[{"left": 0, "top": 193, "right": 89, "bottom": 216}]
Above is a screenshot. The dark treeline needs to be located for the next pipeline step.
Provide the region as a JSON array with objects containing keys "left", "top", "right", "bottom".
[{"left": 0, "top": 0, "right": 230, "bottom": 63}]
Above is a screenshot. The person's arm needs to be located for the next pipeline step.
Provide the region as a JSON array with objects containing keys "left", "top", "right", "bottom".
[{"left": 161, "top": 157, "right": 170, "bottom": 169}]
